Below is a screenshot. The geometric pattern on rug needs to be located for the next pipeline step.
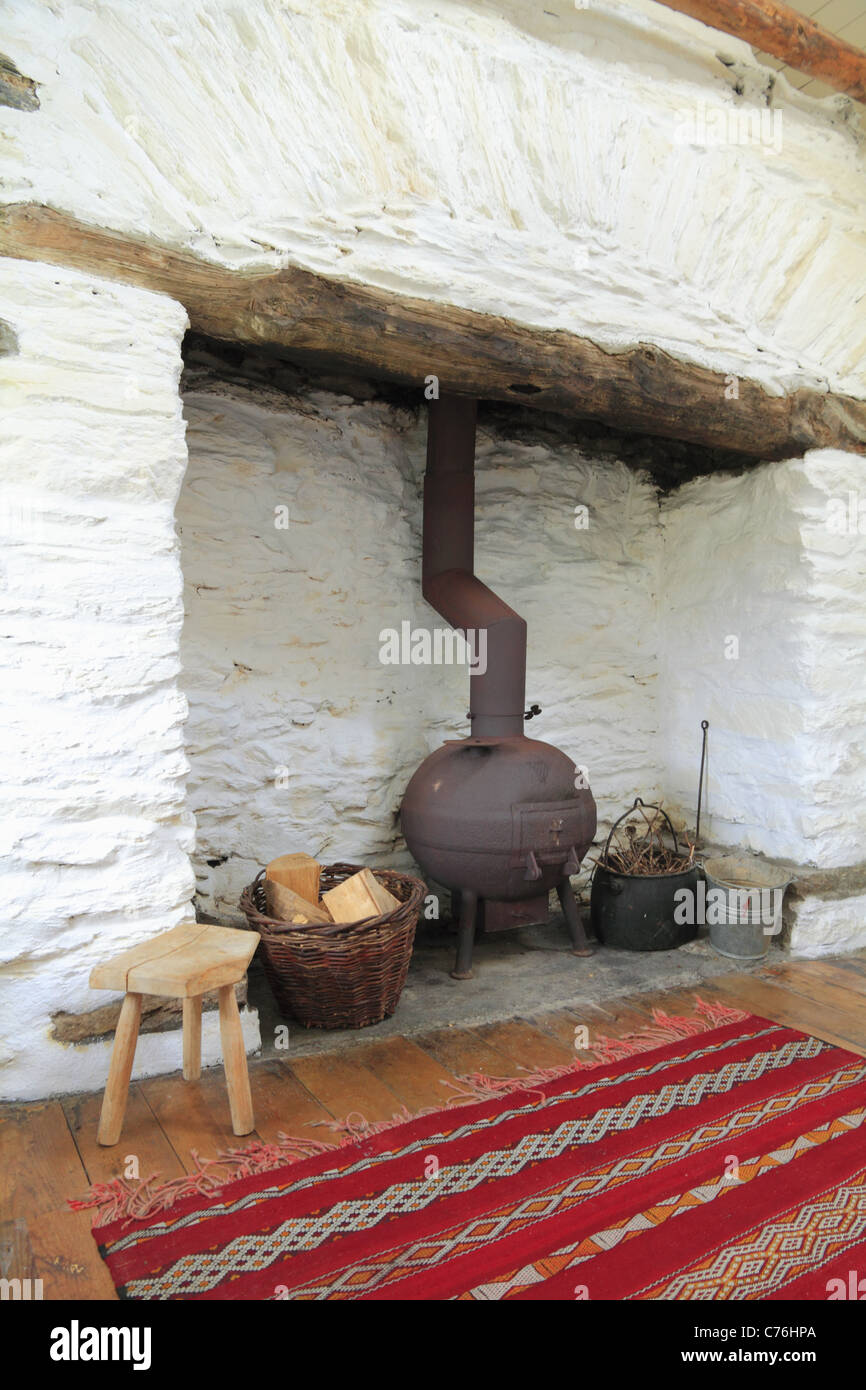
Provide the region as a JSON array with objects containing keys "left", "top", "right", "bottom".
[
  {"left": 462, "top": 1106, "right": 866, "bottom": 1301},
  {"left": 642, "top": 1173, "right": 866, "bottom": 1301},
  {"left": 89, "top": 1013, "right": 866, "bottom": 1300}
]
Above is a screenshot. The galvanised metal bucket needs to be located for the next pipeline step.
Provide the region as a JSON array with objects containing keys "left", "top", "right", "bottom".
[{"left": 702, "top": 856, "right": 793, "bottom": 961}]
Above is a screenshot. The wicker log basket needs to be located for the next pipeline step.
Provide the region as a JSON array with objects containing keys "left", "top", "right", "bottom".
[{"left": 239, "top": 862, "right": 426, "bottom": 1030}]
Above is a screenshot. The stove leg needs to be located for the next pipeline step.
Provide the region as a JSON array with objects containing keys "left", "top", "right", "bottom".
[
  {"left": 452, "top": 890, "right": 477, "bottom": 979},
  {"left": 557, "top": 878, "right": 594, "bottom": 958}
]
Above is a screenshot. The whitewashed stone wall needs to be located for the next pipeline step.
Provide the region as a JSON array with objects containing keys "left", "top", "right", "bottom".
[
  {"left": 660, "top": 451, "right": 866, "bottom": 954},
  {"left": 3, "top": 0, "right": 864, "bottom": 398},
  {"left": 179, "top": 381, "right": 663, "bottom": 921},
  {"left": 0, "top": 261, "right": 259, "bottom": 1101}
]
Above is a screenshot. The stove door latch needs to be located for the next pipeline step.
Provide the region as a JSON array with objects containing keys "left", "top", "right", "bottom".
[
  {"left": 563, "top": 846, "right": 581, "bottom": 875},
  {"left": 525, "top": 845, "right": 581, "bottom": 879},
  {"left": 523, "top": 850, "right": 542, "bottom": 881}
]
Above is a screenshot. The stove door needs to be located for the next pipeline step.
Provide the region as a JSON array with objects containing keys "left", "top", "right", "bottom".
[{"left": 511, "top": 797, "right": 595, "bottom": 875}]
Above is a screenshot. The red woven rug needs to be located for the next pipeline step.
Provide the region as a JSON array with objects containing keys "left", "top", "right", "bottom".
[{"left": 80, "top": 1004, "right": 866, "bottom": 1299}]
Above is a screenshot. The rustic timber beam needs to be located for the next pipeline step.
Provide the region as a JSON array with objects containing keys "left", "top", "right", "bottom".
[
  {"left": 652, "top": 0, "right": 866, "bottom": 102},
  {"left": 2, "top": 202, "right": 865, "bottom": 460}
]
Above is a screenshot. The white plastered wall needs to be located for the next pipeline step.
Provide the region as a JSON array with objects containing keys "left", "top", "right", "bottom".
[
  {"left": 660, "top": 451, "right": 866, "bottom": 954},
  {"left": 0, "top": 260, "right": 259, "bottom": 1101}
]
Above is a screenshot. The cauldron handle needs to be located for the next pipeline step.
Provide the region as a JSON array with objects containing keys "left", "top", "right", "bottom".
[{"left": 602, "top": 797, "right": 680, "bottom": 862}]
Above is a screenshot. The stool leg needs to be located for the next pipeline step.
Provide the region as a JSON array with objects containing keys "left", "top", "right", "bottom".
[
  {"left": 97, "top": 992, "right": 142, "bottom": 1147},
  {"left": 218, "top": 984, "right": 254, "bottom": 1136},
  {"left": 183, "top": 995, "right": 202, "bottom": 1081}
]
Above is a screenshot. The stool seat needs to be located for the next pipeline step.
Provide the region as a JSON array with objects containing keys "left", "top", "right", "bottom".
[
  {"left": 90, "top": 922, "right": 259, "bottom": 1147},
  {"left": 89, "top": 922, "right": 258, "bottom": 997}
]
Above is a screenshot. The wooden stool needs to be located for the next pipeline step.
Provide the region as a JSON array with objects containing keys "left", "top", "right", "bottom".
[{"left": 90, "top": 922, "right": 259, "bottom": 1147}]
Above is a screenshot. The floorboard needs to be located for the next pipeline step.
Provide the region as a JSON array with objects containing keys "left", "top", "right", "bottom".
[
  {"left": 585, "top": 993, "right": 680, "bottom": 1042},
  {"left": 761, "top": 959, "right": 866, "bottom": 1004},
  {"left": 756, "top": 962, "right": 866, "bottom": 1017},
  {"left": 288, "top": 1051, "right": 406, "bottom": 1127},
  {"left": 349, "top": 1036, "right": 460, "bottom": 1113},
  {"left": 61, "top": 1086, "right": 184, "bottom": 1188},
  {"left": 825, "top": 956, "right": 866, "bottom": 980},
  {"left": 138, "top": 1068, "right": 252, "bottom": 1169},
  {"left": 806, "top": 961, "right": 866, "bottom": 994},
  {"left": 518, "top": 1005, "right": 596, "bottom": 1054},
  {"left": 0, "top": 1101, "right": 90, "bottom": 1221},
  {"left": 247, "top": 1059, "right": 337, "bottom": 1146},
  {"left": 414, "top": 1025, "right": 515, "bottom": 1078},
  {"left": 0, "top": 1219, "right": 37, "bottom": 1283},
  {"left": 709, "top": 973, "right": 866, "bottom": 1056},
  {"left": 27, "top": 1206, "right": 117, "bottom": 1301},
  {"left": 471, "top": 1017, "right": 577, "bottom": 1072}
]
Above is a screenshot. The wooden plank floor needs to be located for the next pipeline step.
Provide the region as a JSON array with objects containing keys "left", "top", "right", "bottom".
[{"left": 1, "top": 957, "right": 864, "bottom": 1301}]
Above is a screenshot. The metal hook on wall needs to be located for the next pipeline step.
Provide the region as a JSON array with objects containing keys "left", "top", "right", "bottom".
[{"left": 695, "top": 720, "right": 709, "bottom": 846}]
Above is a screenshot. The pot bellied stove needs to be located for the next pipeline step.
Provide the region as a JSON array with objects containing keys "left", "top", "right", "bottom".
[{"left": 401, "top": 396, "right": 597, "bottom": 977}]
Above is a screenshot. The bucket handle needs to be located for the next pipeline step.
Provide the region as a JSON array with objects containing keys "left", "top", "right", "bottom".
[{"left": 602, "top": 797, "right": 681, "bottom": 862}]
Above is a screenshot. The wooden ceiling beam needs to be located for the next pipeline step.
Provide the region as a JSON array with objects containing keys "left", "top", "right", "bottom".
[
  {"left": 2, "top": 202, "right": 865, "bottom": 460},
  {"left": 653, "top": 0, "right": 866, "bottom": 101}
]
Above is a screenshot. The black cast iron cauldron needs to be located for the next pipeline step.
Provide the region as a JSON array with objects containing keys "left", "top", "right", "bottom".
[{"left": 591, "top": 800, "right": 698, "bottom": 952}]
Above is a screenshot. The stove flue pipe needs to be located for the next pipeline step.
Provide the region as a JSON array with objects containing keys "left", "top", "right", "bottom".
[{"left": 422, "top": 395, "right": 527, "bottom": 738}]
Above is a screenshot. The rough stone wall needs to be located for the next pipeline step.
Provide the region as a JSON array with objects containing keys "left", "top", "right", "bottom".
[
  {"left": 0, "top": 261, "right": 259, "bottom": 1101},
  {"left": 178, "top": 379, "right": 663, "bottom": 921},
  {"left": 659, "top": 451, "right": 866, "bottom": 953}
]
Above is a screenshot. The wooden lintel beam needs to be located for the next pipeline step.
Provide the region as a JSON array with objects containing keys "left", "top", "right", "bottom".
[
  {"left": 1, "top": 202, "right": 865, "bottom": 460},
  {"left": 653, "top": 0, "right": 866, "bottom": 102}
]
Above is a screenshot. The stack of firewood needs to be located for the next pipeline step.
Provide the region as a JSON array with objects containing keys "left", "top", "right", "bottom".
[{"left": 264, "top": 853, "right": 400, "bottom": 926}]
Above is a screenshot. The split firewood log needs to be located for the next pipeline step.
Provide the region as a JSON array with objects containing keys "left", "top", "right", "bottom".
[
  {"left": 265, "top": 853, "right": 321, "bottom": 906},
  {"left": 264, "top": 878, "right": 332, "bottom": 925},
  {"left": 322, "top": 868, "right": 400, "bottom": 924}
]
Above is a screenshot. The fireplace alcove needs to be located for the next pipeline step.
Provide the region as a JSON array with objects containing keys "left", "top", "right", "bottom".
[
  {"left": 177, "top": 332, "right": 726, "bottom": 934},
  {"left": 172, "top": 333, "right": 866, "bottom": 1056}
]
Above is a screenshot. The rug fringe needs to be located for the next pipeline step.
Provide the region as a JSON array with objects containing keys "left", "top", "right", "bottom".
[
  {"left": 68, "top": 1135, "right": 333, "bottom": 1226},
  {"left": 69, "top": 996, "right": 747, "bottom": 1227},
  {"left": 441, "top": 997, "right": 747, "bottom": 1102}
]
